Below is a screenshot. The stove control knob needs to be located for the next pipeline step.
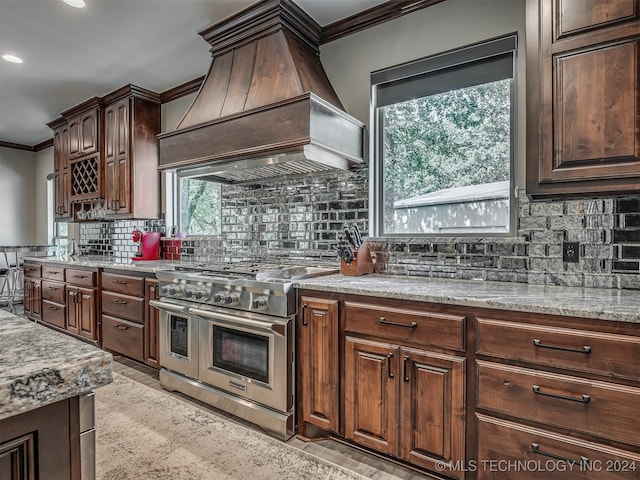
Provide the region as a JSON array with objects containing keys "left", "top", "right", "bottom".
[
  {"left": 185, "top": 288, "right": 197, "bottom": 299},
  {"left": 253, "top": 296, "right": 269, "bottom": 311},
  {"left": 168, "top": 286, "right": 184, "bottom": 297},
  {"left": 160, "top": 286, "right": 170, "bottom": 296},
  {"left": 195, "top": 289, "right": 210, "bottom": 302},
  {"left": 212, "top": 292, "right": 225, "bottom": 304},
  {"left": 225, "top": 293, "right": 240, "bottom": 306}
]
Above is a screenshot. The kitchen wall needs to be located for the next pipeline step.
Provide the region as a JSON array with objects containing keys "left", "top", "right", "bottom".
[{"left": 0, "top": 146, "right": 37, "bottom": 244}]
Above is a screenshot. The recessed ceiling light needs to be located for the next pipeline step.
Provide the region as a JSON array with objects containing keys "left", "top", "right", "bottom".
[
  {"left": 63, "top": 0, "right": 86, "bottom": 8},
  {"left": 2, "top": 54, "right": 23, "bottom": 64}
]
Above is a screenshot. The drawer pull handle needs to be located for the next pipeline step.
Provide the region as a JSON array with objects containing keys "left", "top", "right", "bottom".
[
  {"left": 387, "top": 353, "right": 394, "bottom": 378},
  {"left": 531, "top": 443, "right": 589, "bottom": 468},
  {"left": 73, "top": 275, "right": 88, "bottom": 279},
  {"left": 532, "top": 385, "right": 590, "bottom": 404},
  {"left": 113, "top": 300, "right": 127, "bottom": 304},
  {"left": 403, "top": 355, "right": 410, "bottom": 382},
  {"left": 114, "top": 324, "right": 129, "bottom": 330},
  {"left": 533, "top": 339, "right": 591, "bottom": 354},
  {"left": 379, "top": 317, "right": 417, "bottom": 329},
  {"left": 49, "top": 286, "right": 58, "bottom": 290},
  {"left": 114, "top": 280, "right": 127, "bottom": 285}
]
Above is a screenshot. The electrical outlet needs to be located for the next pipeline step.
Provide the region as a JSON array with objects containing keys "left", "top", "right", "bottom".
[{"left": 563, "top": 242, "right": 579, "bottom": 263}]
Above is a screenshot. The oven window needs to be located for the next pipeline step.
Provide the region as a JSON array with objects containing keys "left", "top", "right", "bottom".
[
  {"left": 170, "top": 315, "right": 189, "bottom": 358},
  {"left": 212, "top": 326, "right": 269, "bottom": 384}
]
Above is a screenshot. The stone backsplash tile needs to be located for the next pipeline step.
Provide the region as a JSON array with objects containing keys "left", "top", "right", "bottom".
[{"left": 77, "top": 164, "right": 640, "bottom": 289}]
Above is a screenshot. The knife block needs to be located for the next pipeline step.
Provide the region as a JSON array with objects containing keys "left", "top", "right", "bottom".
[{"left": 341, "top": 242, "right": 375, "bottom": 276}]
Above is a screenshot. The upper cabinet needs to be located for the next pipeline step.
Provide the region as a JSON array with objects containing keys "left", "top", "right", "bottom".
[
  {"left": 526, "top": 0, "right": 640, "bottom": 198},
  {"left": 68, "top": 106, "right": 99, "bottom": 159},
  {"left": 49, "top": 85, "right": 161, "bottom": 221},
  {"left": 103, "top": 86, "right": 161, "bottom": 219}
]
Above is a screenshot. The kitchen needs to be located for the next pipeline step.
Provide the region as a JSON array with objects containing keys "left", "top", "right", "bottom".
[{"left": 1, "top": 0, "right": 639, "bottom": 479}]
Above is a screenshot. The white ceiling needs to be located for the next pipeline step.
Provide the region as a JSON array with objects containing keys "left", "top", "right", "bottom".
[{"left": 0, "top": 0, "right": 387, "bottom": 147}]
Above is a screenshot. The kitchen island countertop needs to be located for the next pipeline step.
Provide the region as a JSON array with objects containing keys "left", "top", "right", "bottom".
[
  {"left": 0, "top": 310, "right": 113, "bottom": 420},
  {"left": 294, "top": 274, "right": 640, "bottom": 324}
]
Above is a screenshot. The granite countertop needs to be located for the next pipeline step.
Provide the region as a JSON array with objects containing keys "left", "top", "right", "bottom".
[
  {"left": 294, "top": 274, "right": 640, "bottom": 324},
  {"left": 22, "top": 255, "right": 180, "bottom": 273},
  {"left": 0, "top": 310, "right": 113, "bottom": 420}
]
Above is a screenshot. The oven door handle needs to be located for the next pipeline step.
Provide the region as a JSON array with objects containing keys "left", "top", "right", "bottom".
[
  {"left": 150, "top": 300, "right": 192, "bottom": 315},
  {"left": 190, "top": 308, "right": 287, "bottom": 335}
]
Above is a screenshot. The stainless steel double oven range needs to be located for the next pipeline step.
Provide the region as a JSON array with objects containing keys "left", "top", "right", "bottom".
[{"left": 150, "top": 262, "right": 336, "bottom": 440}]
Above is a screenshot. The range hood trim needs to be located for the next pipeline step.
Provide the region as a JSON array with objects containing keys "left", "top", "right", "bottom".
[{"left": 158, "top": 0, "right": 365, "bottom": 185}]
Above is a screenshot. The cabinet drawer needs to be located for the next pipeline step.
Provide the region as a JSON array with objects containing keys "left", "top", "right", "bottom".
[
  {"left": 477, "top": 360, "right": 640, "bottom": 446},
  {"left": 66, "top": 268, "right": 97, "bottom": 288},
  {"left": 41, "top": 300, "right": 66, "bottom": 329},
  {"left": 477, "top": 413, "right": 640, "bottom": 480},
  {"left": 41, "top": 280, "right": 65, "bottom": 304},
  {"left": 102, "top": 315, "right": 144, "bottom": 362},
  {"left": 102, "top": 291, "right": 144, "bottom": 324},
  {"left": 101, "top": 272, "right": 144, "bottom": 296},
  {"left": 344, "top": 301, "right": 465, "bottom": 351},
  {"left": 42, "top": 265, "right": 65, "bottom": 281},
  {"left": 22, "top": 264, "right": 41, "bottom": 278},
  {"left": 477, "top": 317, "right": 640, "bottom": 381}
]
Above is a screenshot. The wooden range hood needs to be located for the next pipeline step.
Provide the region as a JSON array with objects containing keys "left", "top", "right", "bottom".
[{"left": 158, "top": 0, "right": 364, "bottom": 184}]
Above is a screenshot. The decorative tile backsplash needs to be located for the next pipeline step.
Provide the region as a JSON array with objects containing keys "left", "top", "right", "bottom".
[{"left": 79, "top": 166, "right": 640, "bottom": 289}]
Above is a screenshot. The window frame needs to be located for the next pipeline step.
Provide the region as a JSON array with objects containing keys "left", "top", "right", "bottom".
[
  {"left": 369, "top": 34, "right": 519, "bottom": 238},
  {"left": 173, "top": 172, "right": 223, "bottom": 237}
]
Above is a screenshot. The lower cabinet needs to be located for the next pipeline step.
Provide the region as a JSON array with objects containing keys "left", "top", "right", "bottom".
[
  {"left": 344, "top": 337, "right": 466, "bottom": 477},
  {"left": 0, "top": 398, "right": 80, "bottom": 480},
  {"left": 298, "top": 297, "right": 339, "bottom": 435},
  {"left": 297, "top": 290, "right": 467, "bottom": 479},
  {"left": 66, "top": 286, "right": 97, "bottom": 341},
  {"left": 144, "top": 278, "right": 161, "bottom": 369},
  {"left": 100, "top": 271, "right": 160, "bottom": 368},
  {"left": 23, "top": 264, "right": 42, "bottom": 321}
]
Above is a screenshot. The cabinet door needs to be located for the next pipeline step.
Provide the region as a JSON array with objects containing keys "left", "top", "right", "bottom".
[
  {"left": 104, "top": 99, "right": 130, "bottom": 215},
  {"left": 526, "top": 0, "right": 640, "bottom": 197},
  {"left": 144, "top": 279, "right": 160, "bottom": 369},
  {"left": 344, "top": 336, "right": 399, "bottom": 456},
  {"left": 298, "top": 297, "right": 339, "bottom": 434},
  {"left": 66, "top": 287, "right": 97, "bottom": 340},
  {"left": 23, "top": 279, "right": 34, "bottom": 318},
  {"left": 31, "top": 280, "right": 41, "bottom": 320},
  {"left": 78, "top": 287, "right": 97, "bottom": 340},
  {"left": 79, "top": 109, "right": 98, "bottom": 157},
  {"left": 66, "top": 287, "right": 80, "bottom": 335},
  {"left": 399, "top": 347, "right": 466, "bottom": 478},
  {"left": 68, "top": 117, "right": 81, "bottom": 158}
]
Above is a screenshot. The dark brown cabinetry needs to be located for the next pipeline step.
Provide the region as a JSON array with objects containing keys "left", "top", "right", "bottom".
[
  {"left": 343, "top": 301, "right": 466, "bottom": 478},
  {"left": 526, "top": 0, "right": 640, "bottom": 197},
  {"left": 475, "top": 312, "right": 640, "bottom": 479},
  {"left": 297, "top": 291, "right": 467, "bottom": 479},
  {"left": 298, "top": 297, "right": 340, "bottom": 435},
  {"left": 144, "top": 278, "right": 161, "bottom": 369},
  {"left": 65, "top": 268, "right": 99, "bottom": 341},
  {"left": 68, "top": 107, "right": 99, "bottom": 160},
  {"left": 103, "top": 86, "right": 161, "bottom": 219},
  {"left": 101, "top": 271, "right": 158, "bottom": 364},
  {"left": 48, "top": 118, "right": 72, "bottom": 220},
  {"left": 22, "top": 263, "right": 41, "bottom": 321},
  {"left": 40, "top": 266, "right": 66, "bottom": 330},
  {"left": 0, "top": 398, "right": 80, "bottom": 480},
  {"left": 48, "top": 85, "right": 161, "bottom": 222},
  {"left": 25, "top": 263, "right": 100, "bottom": 343}
]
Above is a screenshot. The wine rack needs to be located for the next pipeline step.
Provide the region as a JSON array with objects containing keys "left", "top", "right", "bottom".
[{"left": 70, "top": 157, "right": 100, "bottom": 200}]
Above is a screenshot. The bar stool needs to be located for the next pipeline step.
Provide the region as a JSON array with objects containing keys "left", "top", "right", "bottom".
[{"left": 0, "top": 250, "right": 19, "bottom": 313}]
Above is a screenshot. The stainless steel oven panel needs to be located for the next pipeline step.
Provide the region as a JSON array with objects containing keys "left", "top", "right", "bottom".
[
  {"left": 193, "top": 307, "right": 292, "bottom": 413},
  {"left": 152, "top": 300, "right": 200, "bottom": 380}
]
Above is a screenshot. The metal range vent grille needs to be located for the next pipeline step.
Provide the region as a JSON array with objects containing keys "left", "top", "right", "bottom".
[{"left": 218, "top": 159, "right": 336, "bottom": 183}]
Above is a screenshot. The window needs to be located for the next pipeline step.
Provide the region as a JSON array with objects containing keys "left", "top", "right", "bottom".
[
  {"left": 370, "top": 35, "right": 517, "bottom": 236},
  {"left": 177, "top": 177, "right": 222, "bottom": 236}
]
